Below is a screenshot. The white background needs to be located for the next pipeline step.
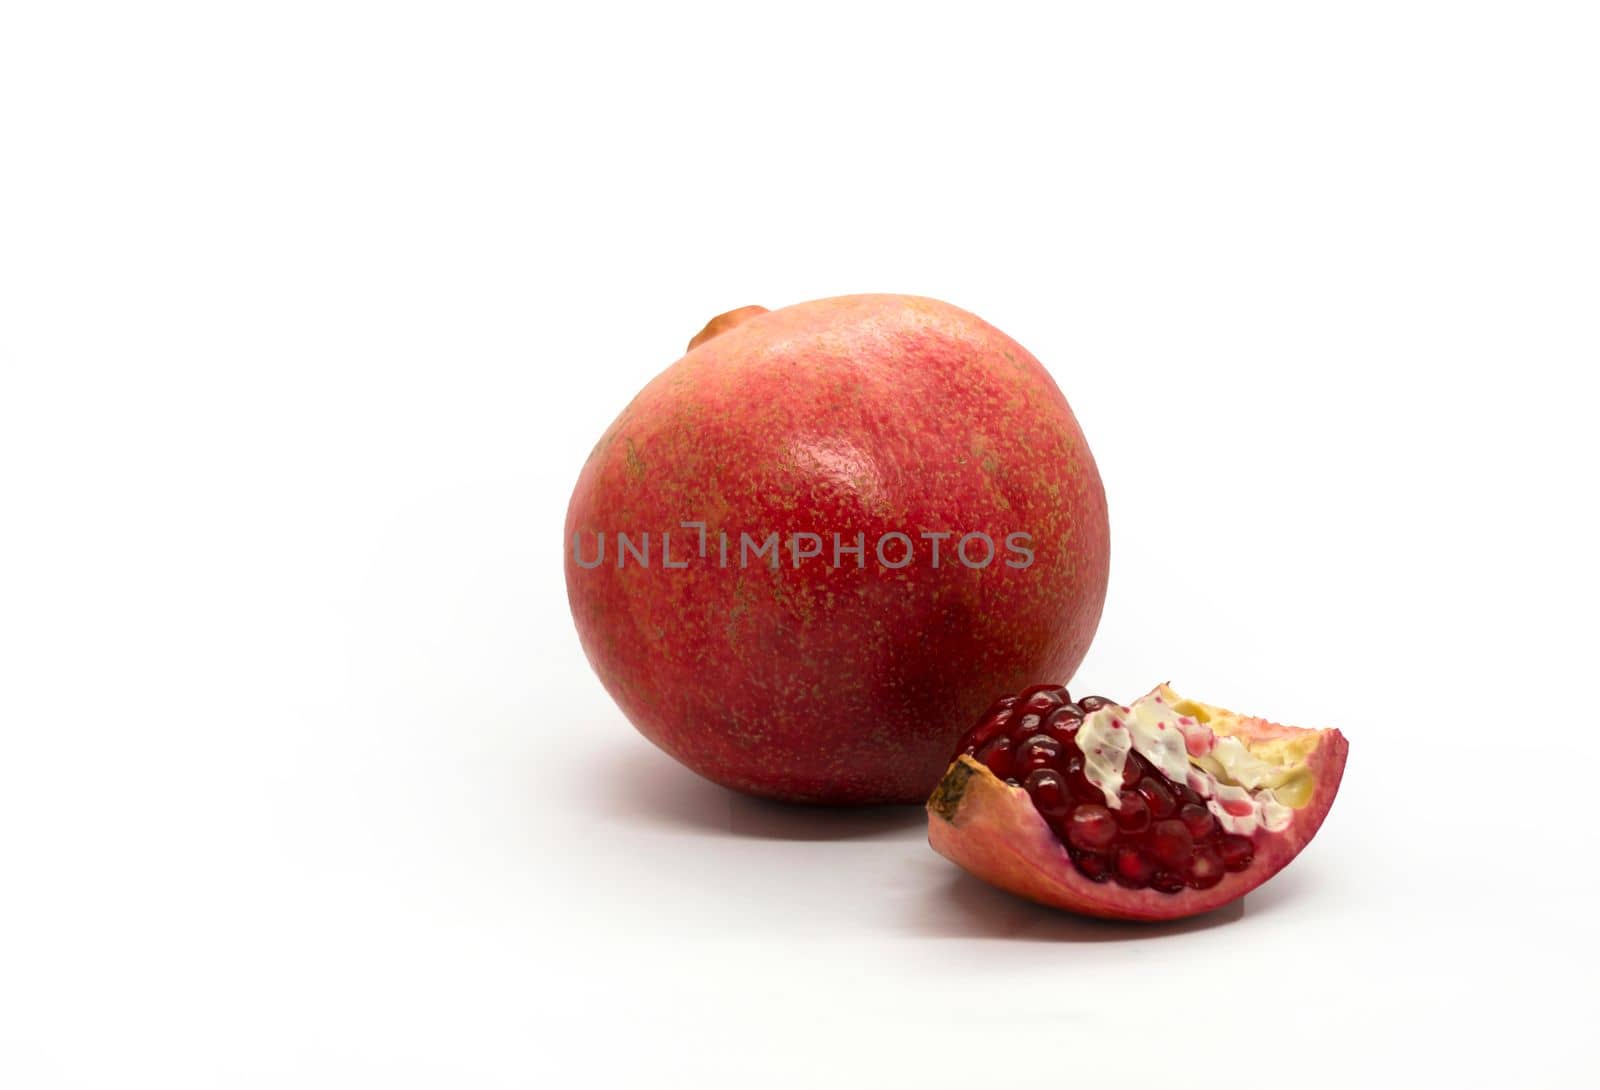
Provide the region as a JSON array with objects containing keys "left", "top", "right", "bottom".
[{"left": 3, "top": 2, "right": 1597, "bottom": 1086}]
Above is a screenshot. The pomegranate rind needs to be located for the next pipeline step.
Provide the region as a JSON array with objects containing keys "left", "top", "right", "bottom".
[{"left": 926, "top": 703, "right": 1347, "bottom": 922}]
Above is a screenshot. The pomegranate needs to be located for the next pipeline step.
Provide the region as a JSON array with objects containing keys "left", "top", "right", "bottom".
[
  {"left": 565, "top": 295, "right": 1110, "bottom": 803},
  {"left": 927, "top": 683, "right": 1347, "bottom": 919}
]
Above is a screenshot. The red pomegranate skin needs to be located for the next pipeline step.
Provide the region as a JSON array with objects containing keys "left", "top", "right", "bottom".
[{"left": 564, "top": 295, "right": 1109, "bottom": 803}]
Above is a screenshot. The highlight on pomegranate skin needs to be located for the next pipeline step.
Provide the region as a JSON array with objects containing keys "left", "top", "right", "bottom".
[{"left": 927, "top": 683, "right": 1347, "bottom": 921}]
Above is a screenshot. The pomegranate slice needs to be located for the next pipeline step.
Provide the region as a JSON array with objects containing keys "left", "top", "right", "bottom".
[{"left": 926, "top": 683, "right": 1347, "bottom": 921}]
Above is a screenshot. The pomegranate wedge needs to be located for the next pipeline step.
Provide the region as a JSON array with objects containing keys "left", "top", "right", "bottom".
[{"left": 927, "top": 683, "right": 1347, "bottom": 921}]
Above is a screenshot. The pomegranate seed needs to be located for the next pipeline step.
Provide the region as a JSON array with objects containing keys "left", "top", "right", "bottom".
[
  {"left": 1150, "top": 870, "right": 1186, "bottom": 894},
  {"left": 1113, "top": 847, "right": 1154, "bottom": 889},
  {"left": 1019, "top": 682, "right": 1068, "bottom": 701},
  {"left": 1178, "top": 803, "right": 1216, "bottom": 840},
  {"left": 1113, "top": 790, "right": 1151, "bottom": 833},
  {"left": 1072, "top": 851, "right": 1111, "bottom": 883},
  {"left": 977, "top": 737, "right": 1016, "bottom": 780},
  {"left": 963, "top": 709, "right": 1012, "bottom": 752},
  {"left": 1008, "top": 712, "right": 1045, "bottom": 743},
  {"left": 1079, "top": 695, "right": 1115, "bottom": 712},
  {"left": 1120, "top": 752, "right": 1146, "bottom": 788},
  {"left": 1066, "top": 804, "right": 1118, "bottom": 851},
  {"left": 1014, "top": 734, "right": 1063, "bottom": 774},
  {"left": 1018, "top": 684, "right": 1069, "bottom": 712},
  {"left": 1219, "top": 834, "right": 1254, "bottom": 871},
  {"left": 1042, "top": 705, "right": 1082, "bottom": 744},
  {"left": 1061, "top": 753, "right": 1100, "bottom": 800},
  {"left": 1150, "top": 819, "right": 1193, "bottom": 869},
  {"left": 1023, "top": 769, "right": 1071, "bottom": 818},
  {"left": 1135, "top": 778, "right": 1177, "bottom": 819},
  {"left": 1188, "top": 844, "right": 1225, "bottom": 890}
]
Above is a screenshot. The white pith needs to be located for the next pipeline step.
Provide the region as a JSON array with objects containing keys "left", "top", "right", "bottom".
[{"left": 1076, "top": 686, "right": 1294, "bottom": 836}]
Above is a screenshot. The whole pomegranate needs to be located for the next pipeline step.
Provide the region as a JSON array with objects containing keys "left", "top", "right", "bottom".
[{"left": 564, "top": 295, "right": 1109, "bottom": 803}]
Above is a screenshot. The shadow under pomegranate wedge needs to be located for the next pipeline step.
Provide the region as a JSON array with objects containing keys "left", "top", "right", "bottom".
[{"left": 926, "top": 683, "right": 1347, "bottom": 920}]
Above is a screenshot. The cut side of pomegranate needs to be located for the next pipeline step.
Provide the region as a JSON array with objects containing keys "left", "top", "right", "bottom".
[{"left": 926, "top": 683, "right": 1347, "bottom": 921}]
